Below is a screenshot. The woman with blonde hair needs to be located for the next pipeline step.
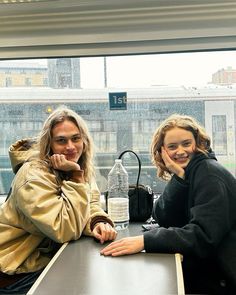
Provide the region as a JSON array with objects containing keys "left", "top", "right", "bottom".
[
  {"left": 38, "top": 106, "right": 94, "bottom": 182},
  {"left": 101, "top": 114, "right": 236, "bottom": 294},
  {"left": 0, "top": 106, "right": 116, "bottom": 294}
]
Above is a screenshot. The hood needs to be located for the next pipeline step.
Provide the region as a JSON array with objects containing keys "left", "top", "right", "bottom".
[
  {"left": 185, "top": 149, "right": 217, "bottom": 176},
  {"left": 8, "top": 138, "right": 39, "bottom": 174}
]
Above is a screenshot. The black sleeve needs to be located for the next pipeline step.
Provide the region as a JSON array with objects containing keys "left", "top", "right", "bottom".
[
  {"left": 153, "top": 174, "right": 188, "bottom": 227},
  {"left": 144, "top": 174, "right": 231, "bottom": 258}
]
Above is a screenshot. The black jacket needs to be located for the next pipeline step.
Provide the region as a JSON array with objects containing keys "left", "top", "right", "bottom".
[{"left": 144, "top": 151, "right": 236, "bottom": 287}]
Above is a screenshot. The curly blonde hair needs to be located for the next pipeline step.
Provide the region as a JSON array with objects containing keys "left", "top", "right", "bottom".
[
  {"left": 151, "top": 114, "right": 211, "bottom": 180},
  {"left": 38, "top": 106, "right": 94, "bottom": 182}
]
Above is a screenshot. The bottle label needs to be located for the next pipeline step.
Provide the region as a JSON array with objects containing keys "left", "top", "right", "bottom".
[{"left": 108, "top": 198, "right": 129, "bottom": 222}]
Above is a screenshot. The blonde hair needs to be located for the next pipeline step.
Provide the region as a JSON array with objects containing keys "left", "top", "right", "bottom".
[
  {"left": 151, "top": 114, "right": 211, "bottom": 180},
  {"left": 38, "top": 106, "right": 94, "bottom": 182}
]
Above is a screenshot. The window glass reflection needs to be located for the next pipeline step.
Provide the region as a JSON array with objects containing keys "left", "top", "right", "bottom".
[{"left": 0, "top": 52, "right": 236, "bottom": 198}]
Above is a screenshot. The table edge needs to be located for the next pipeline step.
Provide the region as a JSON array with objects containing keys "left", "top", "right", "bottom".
[{"left": 27, "top": 242, "right": 69, "bottom": 295}]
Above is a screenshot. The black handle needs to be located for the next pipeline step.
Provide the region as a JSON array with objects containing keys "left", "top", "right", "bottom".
[{"left": 118, "top": 150, "right": 141, "bottom": 189}]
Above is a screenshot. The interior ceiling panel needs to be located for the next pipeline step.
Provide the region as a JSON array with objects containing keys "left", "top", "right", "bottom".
[{"left": 0, "top": 0, "right": 236, "bottom": 59}]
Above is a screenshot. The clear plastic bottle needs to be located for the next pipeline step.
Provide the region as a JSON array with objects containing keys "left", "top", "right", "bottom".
[{"left": 107, "top": 159, "right": 129, "bottom": 230}]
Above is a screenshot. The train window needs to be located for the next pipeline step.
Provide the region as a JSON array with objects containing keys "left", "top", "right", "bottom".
[
  {"left": 87, "top": 121, "right": 102, "bottom": 132},
  {"left": 132, "top": 120, "right": 157, "bottom": 152},
  {"left": 1, "top": 51, "right": 236, "bottom": 200},
  {"left": 212, "top": 115, "right": 227, "bottom": 156}
]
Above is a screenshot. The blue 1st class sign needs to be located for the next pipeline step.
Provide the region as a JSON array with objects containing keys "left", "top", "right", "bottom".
[{"left": 109, "top": 92, "right": 127, "bottom": 110}]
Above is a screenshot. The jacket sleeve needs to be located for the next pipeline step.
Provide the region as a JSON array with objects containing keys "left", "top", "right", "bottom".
[
  {"left": 82, "top": 179, "right": 114, "bottom": 236},
  {"left": 153, "top": 174, "right": 189, "bottom": 227},
  {"left": 15, "top": 161, "right": 91, "bottom": 243},
  {"left": 145, "top": 172, "right": 232, "bottom": 258}
]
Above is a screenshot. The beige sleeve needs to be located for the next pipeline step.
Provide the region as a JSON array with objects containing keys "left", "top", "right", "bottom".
[{"left": 16, "top": 162, "right": 91, "bottom": 243}]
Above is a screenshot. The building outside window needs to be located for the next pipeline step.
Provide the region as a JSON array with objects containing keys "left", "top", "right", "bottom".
[{"left": 1, "top": 52, "right": 236, "bottom": 196}]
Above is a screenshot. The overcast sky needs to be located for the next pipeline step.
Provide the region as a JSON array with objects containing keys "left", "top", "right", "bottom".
[
  {"left": 2, "top": 50, "right": 236, "bottom": 88},
  {"left": 79, "top": 51, "right": 236, "bottom": 88}
]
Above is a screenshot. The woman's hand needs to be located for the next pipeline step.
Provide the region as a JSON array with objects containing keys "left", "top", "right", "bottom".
[
  {"left": 100, "top": 235, "right": 144, "bottom": 256},
  {"left": 161, "top": 147, "right": 185, "bottom": 179},
  {"left": 51, "top": 154, "right": 85, "bottom": 183},
  {"left": 92, "top": 222, "right": 117, "bottom": 244},
  {"left": 50, "top": 154, "right": 80, "bottom": 172}
]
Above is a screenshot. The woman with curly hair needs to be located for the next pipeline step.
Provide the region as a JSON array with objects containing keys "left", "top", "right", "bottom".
[{"left": 101, "top": 114, "right": 236, "bottom": 294}]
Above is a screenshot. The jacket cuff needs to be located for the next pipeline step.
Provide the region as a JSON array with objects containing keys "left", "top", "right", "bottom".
[
  {"left": 173, "top": 174, "right": 188, "bottom": 185},
  {"left": 90, "top": 216, "right": 114, "bottom": 231}
]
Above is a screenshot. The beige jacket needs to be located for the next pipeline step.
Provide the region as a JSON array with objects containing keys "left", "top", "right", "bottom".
[{"left": 0, "top": 139, "right": 112, "bottom": 274}]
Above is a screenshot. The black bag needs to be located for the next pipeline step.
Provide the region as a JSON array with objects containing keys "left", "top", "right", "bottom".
[{"left": 118, "top": 150, "right": 154, "bottom": 222}]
